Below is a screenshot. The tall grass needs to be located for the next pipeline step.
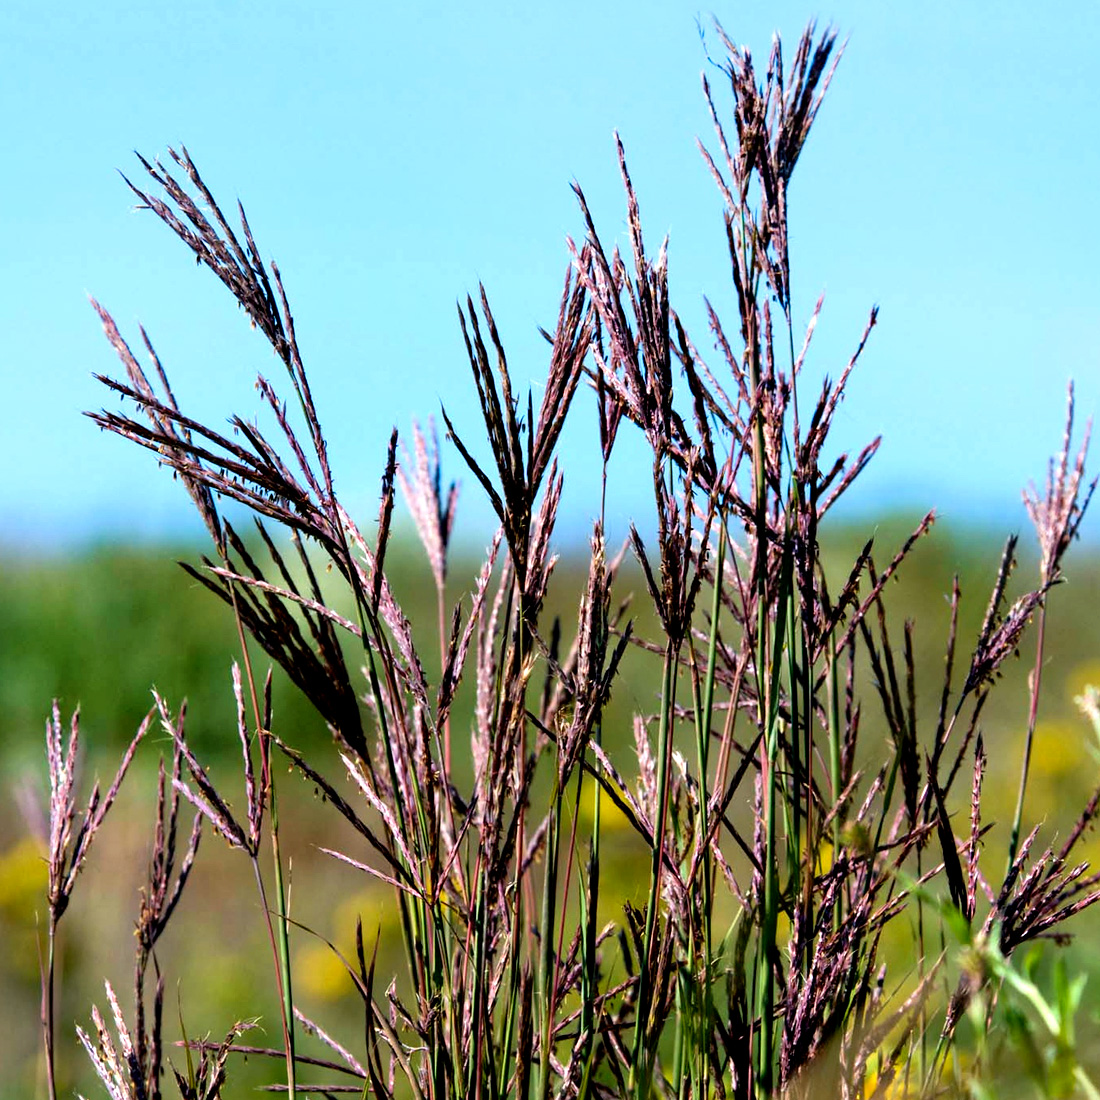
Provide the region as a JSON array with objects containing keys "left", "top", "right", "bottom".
[{"left": 31, "top": 19, "right": 1100, "bottom": 1099}]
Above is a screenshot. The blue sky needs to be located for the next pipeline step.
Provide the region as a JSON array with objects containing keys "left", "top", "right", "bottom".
[{"left": 3, "top": 1, "right": 1098, "bottom": 551}]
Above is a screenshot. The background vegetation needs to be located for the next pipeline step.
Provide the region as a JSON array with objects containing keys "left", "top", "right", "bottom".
[{"left": 3, "top": 520, "right": 1099, "bottom": 1096}]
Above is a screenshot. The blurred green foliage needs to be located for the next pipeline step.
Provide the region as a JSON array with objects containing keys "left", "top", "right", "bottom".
[
  {"left": 6, "top": 518, "right": 1095, "bottom": 767},
  {"left": 0, "top": 543, "right": 320, "bottom": 771},
  {"left": 1, "top": 520, "right": 1098, "bottom": 1096}
]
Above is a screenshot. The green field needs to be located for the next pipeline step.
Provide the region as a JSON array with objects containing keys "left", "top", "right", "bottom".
[{"left": 2, "top": 522, "right": 1099, "bottom": 1096}]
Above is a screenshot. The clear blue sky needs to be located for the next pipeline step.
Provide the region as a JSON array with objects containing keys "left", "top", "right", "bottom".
[{"left": 3, "top": 1, "right": 1098, "bottom": 551}]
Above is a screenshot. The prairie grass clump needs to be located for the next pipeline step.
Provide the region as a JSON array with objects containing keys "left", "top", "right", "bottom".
[{"left": 30, "top": 18, "right": 1100, "bottom": 1100}]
